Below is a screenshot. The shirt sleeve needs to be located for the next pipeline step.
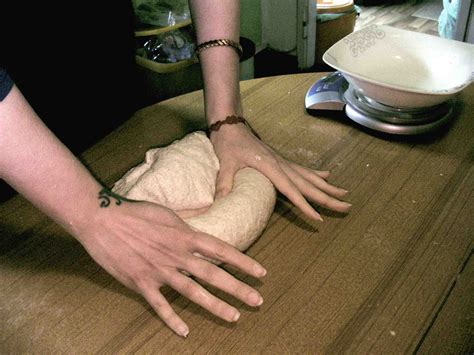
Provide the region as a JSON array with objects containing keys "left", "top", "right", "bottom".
[{"left": 0, "top": 67, "right": 14, "bottom": 101}]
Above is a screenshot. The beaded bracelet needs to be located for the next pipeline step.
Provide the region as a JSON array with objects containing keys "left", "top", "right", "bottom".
[
  {"left": 208, "top": 115, "right": 260, "bottom": 139},
  {"left": 195, "top": 39, "right": 243, "bottom": 59}
]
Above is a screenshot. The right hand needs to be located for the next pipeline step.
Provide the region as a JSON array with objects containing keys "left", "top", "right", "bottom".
[{"left": 75, "top": 200, "right": 266, "bottom": 337}]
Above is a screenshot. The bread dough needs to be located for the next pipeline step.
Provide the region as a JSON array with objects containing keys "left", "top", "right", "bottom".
[
  {"left": 113, "top": 131, "right": 219, "bottom": 211},
  {"left": 112, "top": 131, "right": 276, "bottom": 251}
]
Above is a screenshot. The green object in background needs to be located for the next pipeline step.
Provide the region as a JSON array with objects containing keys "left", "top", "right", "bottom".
[{"left": 240, "top": 0, "right": 262, "bottom": 49}]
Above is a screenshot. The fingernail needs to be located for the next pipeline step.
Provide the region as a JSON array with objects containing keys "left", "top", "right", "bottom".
[
  {"left": 342, "top": 202, "right": 353, "bottom": 210},
  {"left": 232, "top": 311, "right": 241, "bottom": 322},
  {"left": 254, "top": 264, "right": 267, "bottom": 277},
  {"left": 249, "top": 292, "right": 263, "bottom": 306},
  {"left": 178, "top": 326, "right": 189, "bottom": 338}
]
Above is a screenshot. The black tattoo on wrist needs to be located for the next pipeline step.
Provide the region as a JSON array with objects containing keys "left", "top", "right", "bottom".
[{"left": 98, "top": 188, "right": 128, "bottom": 208}]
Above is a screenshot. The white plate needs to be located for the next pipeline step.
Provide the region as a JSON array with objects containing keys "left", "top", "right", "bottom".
[{"left": 323, "top": 25, "right": 474, "bottom": 108}]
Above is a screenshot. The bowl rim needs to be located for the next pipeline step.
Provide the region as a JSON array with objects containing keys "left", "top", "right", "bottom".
[{"left": 322, "top": 25, "right": 474, "bottom": 97}]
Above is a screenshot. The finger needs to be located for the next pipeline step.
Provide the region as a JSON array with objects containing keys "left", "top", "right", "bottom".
[
  {"left": 193, "top": 232, "right": 267, "bottom": 278},
  {"left": 188, "top": 256, "right": 263, "bottom": 307},
  {"left": 169, "top": 271, "right": 241, "bottom": 323},
  {"left": 287, "top": 162, "right": 348, "bottom": 199},
  {"left": 314, "top": 170, "right": 331, "bottom": 179},
  {"left": 256, "top": 160, "right": 324, "bottom": 221},
  {"left": 215, "top": 161, "right": 239, "bottom": 199},
  {"left": 175, "top": 205, "right": 210, "bottom": 219},
  {"left": 281, "top": 164, "right": 352, "bottom": 213},
  {"left": 142, "top": 288, "right": 190, "bottom": 337}
]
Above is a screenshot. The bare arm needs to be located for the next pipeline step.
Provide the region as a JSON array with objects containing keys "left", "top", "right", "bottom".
[
  {"left": 0, "top": 84, "right": 266, "bottom": 337},
  {"left": 188, "top": 0, "right": 242, "bottom": 122},
  {"left": 0, "top": 85, "right": 102, "bottom": 228}
]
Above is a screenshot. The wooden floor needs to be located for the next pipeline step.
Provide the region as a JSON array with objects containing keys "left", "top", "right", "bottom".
[{"left": 356, "top": 0, "right": 441, "bottom": 37}]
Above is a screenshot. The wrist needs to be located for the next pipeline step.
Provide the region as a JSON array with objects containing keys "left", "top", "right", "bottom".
[
  {"left": 208, "top": 115, "right": 260, "bottom": 143},
  {"left": 204, "top": 97, "right": 243, "bottom": 126},
  {"left": 206, "top": 107, "right": 243, "bottom": 125},
  {"left": 209, "top": 124, "right": 247, "bottom": 149},
  {"left": 58, "top": 184, "right": 107, "bottom": 242}
]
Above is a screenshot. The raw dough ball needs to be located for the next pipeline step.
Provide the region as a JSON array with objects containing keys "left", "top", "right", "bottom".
[
  {"left": 113, "top": 132, "right": 219, "bottom": 211},
  {"left": 112, "top": 131, "right": 276, "bottom": 251}
]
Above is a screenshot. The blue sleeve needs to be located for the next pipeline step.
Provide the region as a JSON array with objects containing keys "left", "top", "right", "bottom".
[{"left": 0, "top": 68, "right": 14, "bottom": 101}]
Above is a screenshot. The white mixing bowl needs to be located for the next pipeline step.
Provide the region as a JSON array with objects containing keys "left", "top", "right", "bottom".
[{"left": 323, "top": 24, "right": 474, "bottom": 108}]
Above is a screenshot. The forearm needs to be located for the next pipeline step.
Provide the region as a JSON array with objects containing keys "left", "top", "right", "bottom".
[
  {"left": 188, "top": 0, "right": 242, "bottom": 124},
  {"left": 0, "top": 85, "right": 102, "bottom": 239}
]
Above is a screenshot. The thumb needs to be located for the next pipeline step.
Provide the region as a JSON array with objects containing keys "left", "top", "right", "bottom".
[{"left": 215, "top": 162, "right": 238, "bottom": 199}]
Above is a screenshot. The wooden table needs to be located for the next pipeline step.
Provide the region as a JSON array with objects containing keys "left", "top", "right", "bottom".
[{"left": 1, "top": 73, "right": 473, "bottom": 353}]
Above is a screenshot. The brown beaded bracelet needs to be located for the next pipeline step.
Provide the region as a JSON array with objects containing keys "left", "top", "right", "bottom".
[
  {"left": 208, "top": 115, "right": 260, "bottom": 139},
  {"left": 194, "top": 39, "right": 243, "bottom": 59}
]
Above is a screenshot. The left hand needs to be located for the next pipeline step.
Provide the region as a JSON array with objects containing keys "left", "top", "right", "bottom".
[{"left": 209, "top": 122, "right": 352, "bottom": 222}]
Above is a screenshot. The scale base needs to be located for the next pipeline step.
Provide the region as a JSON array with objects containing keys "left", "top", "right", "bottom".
[
  {"left": 305, "top": 72, "right": 455, "bottom": 136},
  {"left": 345, "top": 102, "right": 454, "bottom": 135}
]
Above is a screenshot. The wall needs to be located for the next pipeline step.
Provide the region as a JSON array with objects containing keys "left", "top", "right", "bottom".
[{"left": 240, "top": 0, "right": 263, "bottom": 49}]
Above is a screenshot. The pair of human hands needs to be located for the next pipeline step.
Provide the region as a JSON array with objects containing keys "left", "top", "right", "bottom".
[{"left": 80, "top": 124, "right": 350, "bottom": 337}]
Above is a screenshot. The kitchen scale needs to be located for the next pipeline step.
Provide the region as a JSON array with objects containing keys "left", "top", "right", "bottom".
[{"left": 305, "top": 71, "right": 455, "bottom": 135}]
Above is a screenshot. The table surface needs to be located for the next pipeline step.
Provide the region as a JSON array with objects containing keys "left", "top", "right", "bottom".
[{"left": 1, "top": 73, "right": 473, "bottom": 353}]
